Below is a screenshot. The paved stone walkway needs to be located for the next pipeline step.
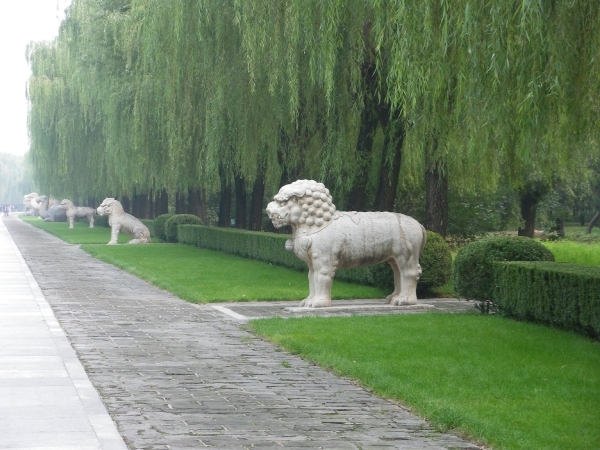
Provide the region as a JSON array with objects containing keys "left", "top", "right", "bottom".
[
  {"left": 4, "top": 215, "right": 481, "bottom": 450},
  {"left": 0, "top": 215, "right": 127, "bottom": 450}
]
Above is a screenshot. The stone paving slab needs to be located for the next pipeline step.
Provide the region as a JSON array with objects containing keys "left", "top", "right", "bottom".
[
  {"left": 0, "top": 215, "right": 127, "bottom": 450},
  {"left": 206, "top": 298, "right": 475, "bottom": 323},
  {"left": 4, "top": 215, "right": 482, "bottom": 450}
]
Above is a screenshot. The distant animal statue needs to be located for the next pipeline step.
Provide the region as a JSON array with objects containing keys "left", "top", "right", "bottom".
[
  {"left": 96, "top": 198, "right": 150, "bottom": 244},
  {"left": 36, "top": 195, "right": 54, "bottom": 220},
  {"left": 59, "top": 199, "right": 95, "bottom": 228},
  {"left": 23, "top": 193, "right": 39, "bottom": 216},
  {"left": 266, "top": 180, "right": 427, "bottom": 308},
  {"left": 44, "top": 202, "right": 68, "bottom": 222}
]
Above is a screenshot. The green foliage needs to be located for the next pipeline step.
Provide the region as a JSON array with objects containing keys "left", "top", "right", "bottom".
[
  {"left": 153, "top": 213, "right": 174, "bottom": 241},
  {"left": 453, "top": 236, "right": 554, "bottom": 300},
  {"left": 250, "top": 314, "right": 600, "bottom": 450},
  {"left": 543, "top": 241, "right": 600, "bottom": 267},
  {"left": 26, "top": 0, "right": 600, "bottom": 210},
  {"left": 93, "top": 215, "right": 109, "bottom": 227},
  {"left": 493, "top": 262, "right": 600, "bottom": 338},
  {"left": 141, "top": 219, "right": 154, "bottom": 237},
  {"left": 0, "top": 153, "right": 35, "bottom": 205},
  {"left": 21, "top": 216, "right": 132, "bottom": 244},
  {"left": 164, "top": 214, "right": 203, "bottom": 243},
  {"left": 178, "top": 225, "right": 305, "bottom": 270},
  {"left": 418, "top": 231, "right": 452, "bottom": 294}
]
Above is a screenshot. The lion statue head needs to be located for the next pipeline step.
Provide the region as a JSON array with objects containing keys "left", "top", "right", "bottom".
[
  {"left": 97, "top": 198, "right": 124, "bottom": 216},
  {"left": 266, "top": 180, "right": 337, "bottom": 230}
]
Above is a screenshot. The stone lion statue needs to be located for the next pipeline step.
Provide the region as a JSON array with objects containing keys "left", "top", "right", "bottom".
[
  {"left": 266, "top": 180, "right": 427, "bottom": 308},
  {"left": 59, "top": 199, "right": 96, "bottom": 228},
  {"left": 96, "top": 198, "right": 151, "bottom": 244}
]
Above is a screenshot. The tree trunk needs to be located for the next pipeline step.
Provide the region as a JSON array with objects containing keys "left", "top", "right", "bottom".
[
  {"left": 120, "top": 195, "right": 131, "bottom": 214},
  {"left": 518, "top": 192, "right": 538, "bottom": 238},
  {"left": 188, "top": 188, "right": 201, "bottom": 218},
  {"left": 424, "top": 138, "right": 449, "bottom": 236},
  {"left": 132, "top": 193, "right": 149, "bottom": 219},
  {"left": 234, "top": 174, "right": 247, "bottom": 229},
  {"left": 249, "top": 155, "right": 267, "bottom": 231},
  {"left": 175, "top": 191, "right": 186, "bottom": 214},
  {"left": 374, "top": 121, "right": 405, "bottom": 211},
  {"left": 218, "top": 165, "right": 232, "bottom": 227},
  {"left": 131, "top": 195, "right": 139, "bottom": 218},
  {"left": 149, "top": 189, "right": 155, "bottom": 219},
  {"left": 155, "top": 189, "right": 169, "bottom": 216},
  {"left": 587, "top": 211, "right": 600, "bottom": 234},
  {"left": 518, "top": 183, "right": 549, "bottom": 238},
  {"left": 347, "top": 60, "right": 379, "bottom": 212},
  {"left": 199, "top": 188, "right": 207, "bottom": 224}
]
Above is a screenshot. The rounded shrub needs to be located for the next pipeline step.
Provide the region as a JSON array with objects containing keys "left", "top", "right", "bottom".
[
  {"left": 453, "top": 236, "right": 554, "bottom": 300},
  {"left": 164, "top": 214, "right": 203, "bottom": 243},
  {"left": 418, "top": 231, "right": 452, "bottom": 294},
  {"left": 153, "top": 213, "right": 174, "bottom": 241}
]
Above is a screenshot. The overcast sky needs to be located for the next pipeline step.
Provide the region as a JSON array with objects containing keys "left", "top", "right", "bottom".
[{"left": 0, "top": 0, "right": 71, "bottom": 156}]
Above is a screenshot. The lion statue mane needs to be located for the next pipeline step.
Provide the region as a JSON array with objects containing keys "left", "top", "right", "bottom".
[
  {"left": 266, "top": 180, "right": 426, "bottom": 308},
  {"left": 96, "top": 198, "right": 150, "bottom": 244},
  {"left": 59, "top": 199, "right": 96, "bottom": 229}
]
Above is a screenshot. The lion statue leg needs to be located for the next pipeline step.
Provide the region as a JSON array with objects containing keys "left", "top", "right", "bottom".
[
  {"left": 299, "top": 266, "right": 316, "bottom": 307},
  {"left": 386, "top": 256, "right": 420, "bottom": 305},
  {"left": 128, "top": 226, "right": 150, "bottom": 244},
  {"left": 108, "top": 225, "right": 120, "bottom": 245},
  {"left": 302, "top": 258, "right": 335, "bottom": 308}
]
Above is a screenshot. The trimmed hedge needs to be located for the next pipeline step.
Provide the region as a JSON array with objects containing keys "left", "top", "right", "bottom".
[
  {"left": 153, "top": 213, "right": 174, "bottom": 241},
  {"left": 94, "top": 215, "right": 109, "bottom": 227},
  {"left": 165, "top": 214, "right": 203, "bottom": 243},
  {"left": 141, "top": 219, "right": 154, "bottom": 236},
  {"left": 493, "top": 261, "right": 600, "bottom": 337},
  {"left": 178, "top": 225, "right": 450, "bottom": 293},
  {"left": 453, "top": 236, "right": 554, "bottom": 300},
  {"left": 419, "top": 231, "right": 452, "bottom": 294}
]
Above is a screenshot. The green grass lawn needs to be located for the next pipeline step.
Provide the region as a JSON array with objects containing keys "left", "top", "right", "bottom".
[
  {"left": 563, "top": 224, "right": 600, "bottom": 243},
  {"left": 543, "top": 240, "right": 600, "bottom": 267},
  {"left": 250, "top": 313, "right": 600, "bottom": 450},
  {"left": 82, "top": 244, "right": 388, "bottom": 302},
  {"left": 20, "top": 216, "right": 135, "bottom": 244}
]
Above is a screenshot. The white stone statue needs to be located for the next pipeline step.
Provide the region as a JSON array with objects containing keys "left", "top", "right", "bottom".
[
  {"left": 59, "top": 199, "right": 96, "bottom": 228},
  {"left": 23, "top": 193, "right": 40, "bottom": 216},
  {"left": 266, "top": 180, "right": 427, "bottom": 308},
  {"left": 37, "top": 195, "right": 50, "bottom": 219},
  {"left": 96, "top": 198, "right": 150, "bottom": 244}
]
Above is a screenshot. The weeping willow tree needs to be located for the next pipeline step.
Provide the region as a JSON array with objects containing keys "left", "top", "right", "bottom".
[
  {"left": 0, "top": 153, "right": 34, "bottom": 205},
  {"left": 27, "top": 0, "right": 600, "bottom": 232}
]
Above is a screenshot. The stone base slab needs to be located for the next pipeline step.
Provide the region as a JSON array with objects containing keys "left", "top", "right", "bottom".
[{"left": 285, "top": 303, "right": 435, "bottom": 313}]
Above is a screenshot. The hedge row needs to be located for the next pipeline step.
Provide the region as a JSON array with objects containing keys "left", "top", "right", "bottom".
[
  {"left": 453, "top": 236, "right": 554, "bottom": 300},
  {"left": 493, "top": 261, "right": 600, "bottom": 338},
  {"left": 178, "top": 225, "right": 451, "bottom": 292}
]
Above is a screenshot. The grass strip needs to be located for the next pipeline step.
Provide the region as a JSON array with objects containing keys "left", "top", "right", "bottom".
[
  {"left": 249, "top": 314, "right": 600, "bottom": 450},
  {"left": 81, "top": 244, "right": 388, "bottom": 302},
  {"left": 20, "top": 216, "right": 134, "bottom": 244},
  {"left": 543, "top": 240, "right": 600, "bottom": 267},
  {"left": 19, "top": 215, "right": 392, "bottom": 302}
]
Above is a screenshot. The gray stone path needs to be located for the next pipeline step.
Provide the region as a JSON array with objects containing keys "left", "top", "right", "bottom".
[
  {"left": 0, "top": 215, "right": 127, "bottom": 450},
  {"left": 4, "top": 215, "right": 481, "bottom": 450}
]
